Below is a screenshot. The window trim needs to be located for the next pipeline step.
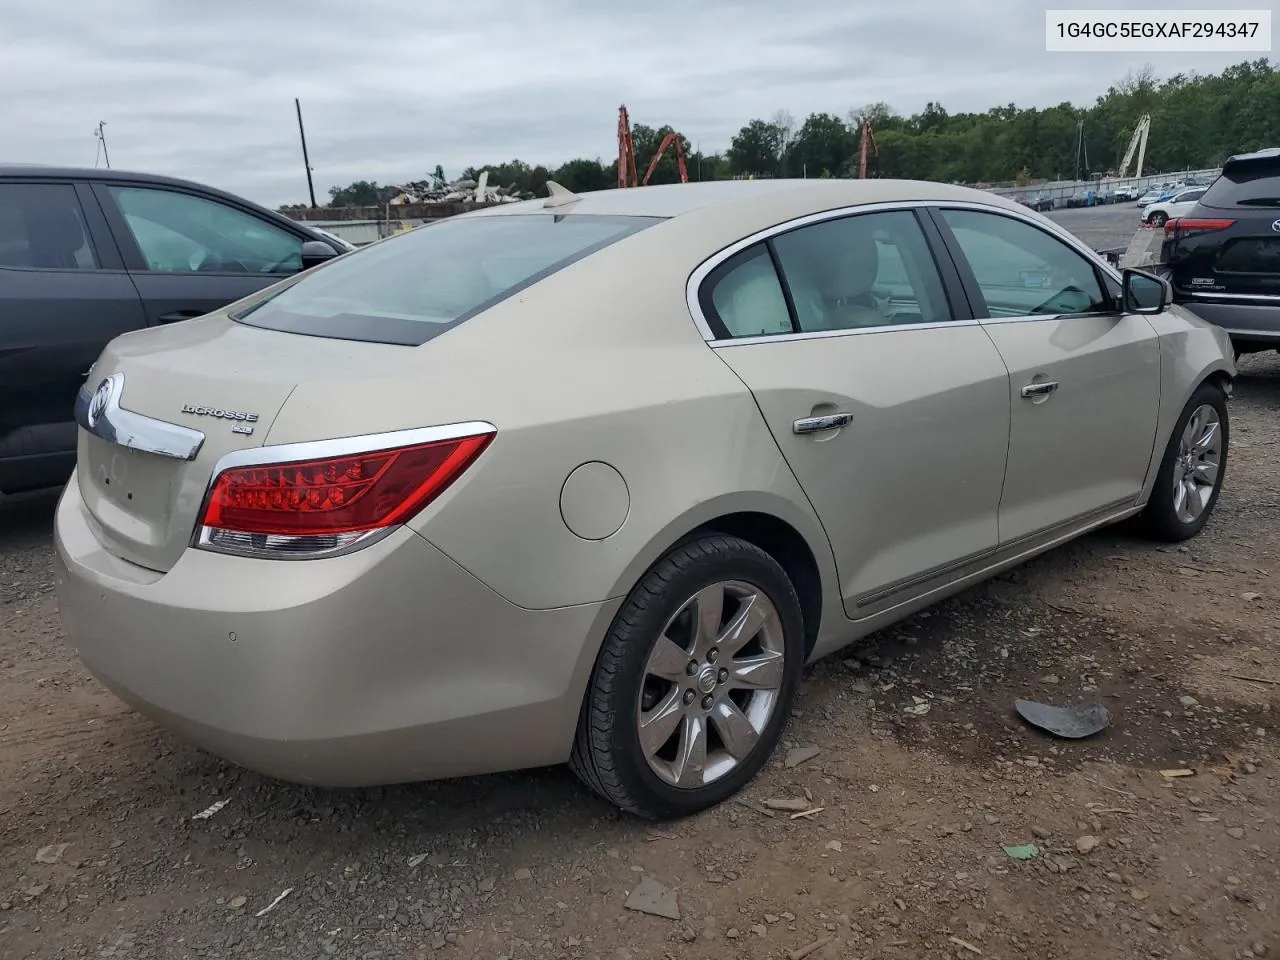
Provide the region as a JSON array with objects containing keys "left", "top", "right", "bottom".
[
  {"left": 686, "top": 199, "right": 1122, "bottom": 346},
  {"left": 91, "top": 181, "right": 311, "bottom": 276},
  {"left": 926, "top": 204, "right": 1122, "bottom": 324},
  {"left": 0, "top": 179, "right": 114, "bottom": 273}
]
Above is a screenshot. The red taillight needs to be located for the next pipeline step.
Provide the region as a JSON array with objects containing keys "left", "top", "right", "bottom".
[
  {"left": 197, "top": 431, "right": 493, "bottom": 548},
  {"left": 1166, "top": 218, "right": 1235, "bottom": 235}
]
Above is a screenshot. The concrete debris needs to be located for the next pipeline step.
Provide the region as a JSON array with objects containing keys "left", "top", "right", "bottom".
[
  {"left": 623, "top": 875, "right": 680, "bottom": 920},
  {"left": 34, "top": 843, "right": 70, "bottom": 864}
]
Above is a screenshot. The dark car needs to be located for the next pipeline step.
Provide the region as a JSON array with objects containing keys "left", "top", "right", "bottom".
[
  {"left": 0, "top": 165, "right": 351, "bottom": 495},
  {"left": 1163, "top": 148, "right": 1280, "bottom": 356}
]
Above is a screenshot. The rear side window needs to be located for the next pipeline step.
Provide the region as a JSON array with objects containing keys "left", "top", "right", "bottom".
[
  {"left": 1200, "top": 160, "right": 1280, "bottom": 209},
  {"left": 233, "top": 214, "right": 660, "bottom": 346},
  {"left": 0, "top": 183, "right": 98, "bottom": 270}
]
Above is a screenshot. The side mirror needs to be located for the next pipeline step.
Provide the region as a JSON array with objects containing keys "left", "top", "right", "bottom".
[
  {"left": 300, "top": 240, "right": 339, "bottom": 271},
  {"left": 1121, "top": 268, "right": 1170, "bottom": 314}
]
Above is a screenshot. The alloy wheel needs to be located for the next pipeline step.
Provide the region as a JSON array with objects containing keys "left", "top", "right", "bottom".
[
  {"left": 636, "top": 580, "right": 785, "bottom": 789},
  {"left": 1173, "top": 403, "right": 1223, "bottom": 524}
]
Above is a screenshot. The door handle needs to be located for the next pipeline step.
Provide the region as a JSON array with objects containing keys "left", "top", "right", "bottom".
[
  {"left": 157, "top": 310, "right": 203, "bottom": 324},
  {"left": 1020, "top": 380, "right": 1060, "bottom": 399},
  {"left": 793, "top": 413, "right": 853, "bottom": 434}
]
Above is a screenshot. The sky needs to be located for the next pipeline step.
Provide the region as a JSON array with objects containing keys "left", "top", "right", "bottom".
[{"left": 3, "top": 0, "right": 1269, "bottom": 207}]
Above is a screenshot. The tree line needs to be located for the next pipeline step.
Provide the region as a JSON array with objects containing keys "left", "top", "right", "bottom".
[{"left": 323, "top": 58, "right": 1277, "bottom": 206}]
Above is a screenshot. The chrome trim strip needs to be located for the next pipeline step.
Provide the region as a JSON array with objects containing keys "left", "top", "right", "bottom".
[
  {"left": 204, "top": 420, "right": 498, "bottom": 479},
  {"left": 74, "top": 372, "right": 205, "bottom": 461},
  {"left": 1187, "top": 291, "right": 1280, "bottom": 303},
  {"left": 683, "top": 197, "right": 1123, "bottom": 346},
  {"left": 854, "top": 545, "right": 996, "bottom": 609},
  {"left": 191, "top": 420, "right": 498, "bottom": 559}
]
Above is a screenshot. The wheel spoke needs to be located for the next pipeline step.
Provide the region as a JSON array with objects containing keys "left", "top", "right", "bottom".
[
  {"left": 1192, "top": 420, "right": 1220, "bottom": 455},
  {"left": 710, "top": 699, "right": 760, "bottom": 760},
  {"left": 717, "top": 592, "right": 774, "bottom": 655},
  {"left": 691, "top": 585, "right": 725, "bottom": 653},
  {"left": 1181, "top": 407, "right": 1205, "bottom": 452},
  {"left": 727, "top": 650, "right": 785, "bottom": 691},
  {"left": 1173, "top": 476, "right": 1188, "bottom": 517},
  {"left": 638, "top": 689, "right": 685, "bottom": 758},
  {"left": 1188, "top": 479, "right": 1210, "bottom": 517},
  {"left": 673, "top": 714, "right": 708, "bottom": 787},
  {"left": 1192, "top": 460, "right": 1218, "bottom": 486},
  {"left": 646, "top": 635, "right": 691, "bottom": 683}
]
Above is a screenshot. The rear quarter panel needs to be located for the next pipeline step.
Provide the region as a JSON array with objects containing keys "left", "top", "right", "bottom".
[{"left": 1140, "top": 304, "right": 1236, "bottom": 502}]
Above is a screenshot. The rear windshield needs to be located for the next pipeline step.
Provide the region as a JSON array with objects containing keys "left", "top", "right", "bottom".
[
  {"left": 233, "top": 213, "right": 661, "bottom": 345},
  {"left": 1200, "top": 160, "right": 1280, "bottom": 209}
]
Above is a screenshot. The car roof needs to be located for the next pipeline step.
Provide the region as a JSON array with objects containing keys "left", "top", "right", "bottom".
[
  {"left": 0, "top": 164, "right": 311, "bottom": 227},
  {"left": 459, "top": 177, "right": 1030, "bottom": 220},
  {"left": 1222, "top": 147, "right": 1280, "bottom": 174}
]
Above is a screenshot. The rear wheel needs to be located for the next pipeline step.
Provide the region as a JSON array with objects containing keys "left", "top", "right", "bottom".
[
  {"left": 570, "top": 534, "right": 805, "bottom": 819},
  {"left": 1139, "top": 382, "right": 1228, "bottom": 542}
]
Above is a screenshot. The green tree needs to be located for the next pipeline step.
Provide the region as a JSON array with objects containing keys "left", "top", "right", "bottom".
[
  {"left": 727, "top": 118, "right": 788, "bottom": 177},
  {"left": 788, "top": 112, "right": 852, "bottom": 179},
  {"left": 327, "top": 180, "right": 385, "bottom": 206}
]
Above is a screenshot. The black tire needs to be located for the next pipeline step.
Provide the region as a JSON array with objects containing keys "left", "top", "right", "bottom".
[
  {"left": 1139, "top": 382, "right": 1229, "bottom": 542},
  {"left": 1148, "top": 211, "right": 1168, "bottom": 227},
  {"left": 569, "top": 534, "right": 806, "bottom": 819}
]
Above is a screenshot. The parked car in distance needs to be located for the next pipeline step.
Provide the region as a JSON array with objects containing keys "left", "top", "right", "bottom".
[
  {"left": 1164, "top": 147, "right": 1280, "bottom": 357},
  {"left": 1141, "top": 186, "right": 1209, "bottom": 226},
  {"left": 53, "top": 178, "right": 1235, "bottom": 819},
  {"left": 0, "top": 165, "right": 350, "bottom": 496}
]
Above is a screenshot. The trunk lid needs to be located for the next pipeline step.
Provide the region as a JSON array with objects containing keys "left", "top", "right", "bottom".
[{"left": 77, "top": 314, "right": 411, "bottom": 572}]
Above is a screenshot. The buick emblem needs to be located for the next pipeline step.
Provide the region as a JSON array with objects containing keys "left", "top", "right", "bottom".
[
  {"left": 86, "top": 378, "right": 113, "bottom": 428},
  {"left": 1272, "top": 219, "right": 1280, "bottom": 233}
]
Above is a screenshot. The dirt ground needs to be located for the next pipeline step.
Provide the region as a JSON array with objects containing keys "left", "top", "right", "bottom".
[{"left": 3, "top": 209, "right": 1279, "bottom": 960}]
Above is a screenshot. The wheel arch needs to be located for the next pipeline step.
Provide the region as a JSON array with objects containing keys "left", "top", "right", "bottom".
[{"left": 603, "top": 492, "right": 842, "bottom": 659}]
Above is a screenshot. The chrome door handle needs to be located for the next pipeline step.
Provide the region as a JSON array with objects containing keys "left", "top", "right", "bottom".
[
  {"left": 793, "top": 413, "right": 853, "bottom": 434},
  {"left": 1020, "top": 381, "right": 1059, "bottom": 399}
]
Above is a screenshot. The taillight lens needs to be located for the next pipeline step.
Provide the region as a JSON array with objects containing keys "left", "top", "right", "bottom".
[
  {"left": 1166, "top": 217, "right": 1235, "bottom": 236},
  {"left": 195, "top": 429, "right": 494, "bottom": 558}
]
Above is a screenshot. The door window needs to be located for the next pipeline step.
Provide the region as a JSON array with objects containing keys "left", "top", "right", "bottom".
[
  {"left": 108, "top": 186, "right": 303, "bottom": 275},
  {"left": 939, "top": 209, "right": 1111, "bottom": 318},
  {"left": 772, "top": 210, "right": 951, "bottom": 331},
  {"left": 0, "top": 183, "right": 99, "bottom": 270},
  {"left": 700, "top": 210, "right": 952, "bottom": 339}
]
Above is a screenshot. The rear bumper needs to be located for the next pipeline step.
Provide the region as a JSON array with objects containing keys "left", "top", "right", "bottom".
[
  {"left": 1177, "top": 298, "right": 1280, "bottom": 342},
  {"left": 52, "top": 470, "right": 620, "bottom": 786}
]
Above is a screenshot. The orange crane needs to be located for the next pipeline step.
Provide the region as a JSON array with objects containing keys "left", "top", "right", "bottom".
[
  {"left": 857, "top": 119, "right": 878, "bottom": 179},
  {"left": 617, "top": 104, "right": 689, "bottom": 187}
]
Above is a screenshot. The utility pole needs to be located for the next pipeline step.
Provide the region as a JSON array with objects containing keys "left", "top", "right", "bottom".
[
  {"left": 295, "top": 98, "right": 317, "bottom": 208},
  {"left": 93, "top": 121, "right": 111, "bottom": 168}
]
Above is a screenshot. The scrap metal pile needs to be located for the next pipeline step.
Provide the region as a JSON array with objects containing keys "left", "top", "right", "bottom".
[{"left": 387, "top": 171, "right": 530, "bottom": 205}]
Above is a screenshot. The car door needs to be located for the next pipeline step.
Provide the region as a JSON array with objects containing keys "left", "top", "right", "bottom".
[
  {"left": 0, "top": 179, "right": 147, "bottom": 493},
  {"left": 91, "top": 182, "right": 307, "bottom": 326},
  {"left": 700, "top": 206, "right": 1012, "bottom": 618},
  {"left": 929, "top": 206, "right": 1162, "bottom": 545}
]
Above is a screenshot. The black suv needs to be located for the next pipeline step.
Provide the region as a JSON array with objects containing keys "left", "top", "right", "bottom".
[
  {"left": 0, "top": 165, "right": 351, "bottom": 496},
  {"left": 1163, "top": 147, "right": 1280, "bottom": 357}
]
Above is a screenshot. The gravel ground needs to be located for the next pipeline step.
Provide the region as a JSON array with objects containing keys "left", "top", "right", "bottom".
[{"left": 3, "top": 207, "right": 1279, "bottom": 960}]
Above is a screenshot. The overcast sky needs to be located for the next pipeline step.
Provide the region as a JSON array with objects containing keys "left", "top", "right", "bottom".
[{"left": 4, "top": 0, "right": 1267, "bottom": 207}]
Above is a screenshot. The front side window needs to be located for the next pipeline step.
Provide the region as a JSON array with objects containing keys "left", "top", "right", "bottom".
[
  {"left": 109, "top": 186, "right": 304, "bottom": 275},
  {"left": 233, "top": 214, "right": 660, "bottom": 346},
  {"left": 939, "top": 209, "right": 1111, "bottom": 318},
  {"left": 0, "top": 183, "right": 98, "bottom": 270}
]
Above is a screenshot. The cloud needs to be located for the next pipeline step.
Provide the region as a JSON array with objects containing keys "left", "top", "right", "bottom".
[{"left": 3, "top": 0, "right": 1261, "bottom": 206}]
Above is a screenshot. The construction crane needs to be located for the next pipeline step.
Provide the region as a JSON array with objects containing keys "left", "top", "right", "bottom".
[
  {"left": 1117, "top": 113, "right": 1151, "bottom": 179},
  {"left": 617, "top": 105, "right": 689, "bottom": 187},
  {"left": 856, "top": 119, "right": 877, "bottom": 179}
]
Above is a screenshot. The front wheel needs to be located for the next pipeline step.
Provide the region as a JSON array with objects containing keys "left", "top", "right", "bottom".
[
  {"left": 1148, "top": 211, "right": 1168, "bottom": 227},
  {"left": 1139, "top": 382, "right": 1228, "bottom": 542},
  {"left": 570, "top": 534, "right": 805, "bottom": 819}
]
